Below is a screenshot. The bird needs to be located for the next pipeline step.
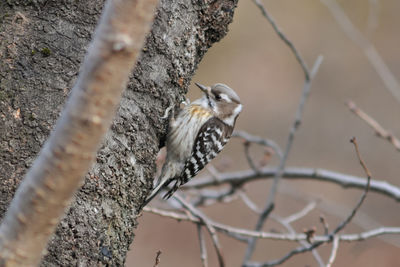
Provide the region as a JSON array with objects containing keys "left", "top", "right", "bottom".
[{"left": 143, "top": 82, "right": 242, "bottom": 206}]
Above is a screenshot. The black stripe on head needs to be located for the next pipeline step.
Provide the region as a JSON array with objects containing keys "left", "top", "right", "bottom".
[{"left": 206, "top": 93, "right": 214, "bottom": 109}]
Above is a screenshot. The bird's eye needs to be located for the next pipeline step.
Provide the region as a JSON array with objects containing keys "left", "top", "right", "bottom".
[{"left": 215, "top": 94, "right": 222, "bottom": 101}]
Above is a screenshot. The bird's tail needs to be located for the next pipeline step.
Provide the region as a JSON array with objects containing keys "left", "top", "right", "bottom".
[
  {"left": 142, "top": 176, "right": 172, "bottom": 207},
  {"left": 162, "top": 180, "right": 180, "bottom": 200}
]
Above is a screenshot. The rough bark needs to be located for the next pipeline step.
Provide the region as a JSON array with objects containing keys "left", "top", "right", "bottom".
[
  {"left": 0, "top": 0, "right": 158, "bottom": 265},
  {"left": 0, "top": 0, "right": 238, "bottom": 265}
]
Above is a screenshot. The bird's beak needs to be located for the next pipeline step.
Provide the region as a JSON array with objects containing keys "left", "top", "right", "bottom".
[{"left": 195, "top": 82, "right": 211, "bottom": 95}]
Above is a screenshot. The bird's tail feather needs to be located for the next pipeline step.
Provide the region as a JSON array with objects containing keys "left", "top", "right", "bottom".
[
  {"left": 163, "top": 180, "right": 180, "bottom": 200},
  {"left": 142, "top": 177, "right": 172, "bottom": 207}
]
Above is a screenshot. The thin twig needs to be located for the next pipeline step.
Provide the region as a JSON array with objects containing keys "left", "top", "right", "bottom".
[
  {"left": 332, "top": 138, "right": 371, "bottom": 235},
  {"left": 143, "top": 207, "right": 400, "bottom": 243},
  {"left": 191, "top": 187, "right": 239, "bottom": 207},
  {"left": 206, "top": 165, "right": 223, "bottom": 183},
  {"left": 283, "top": 202, "right": 317, "bottom": 224},
  {"left": 320, "top": 215, "right": 330, "bottom": 235},
  {"left": 173, "top": 194, "right": 225, "bottom": 267},
  {"left": 321, "top": 0, "right": 400, "bottom": 103},
  {"left": 197, "top": 224, "right": 209, "bottom": 267},
  {"left": 351, "top": 136, "right": 372, "bottom": 182},
  {"left": 153, "top": 250, "right": 162, "bottom": 267},
  {"left": 233, "top": 131, "right": 283, "bottom": 160},
  {"left": 272, "top": 204, "right": 325, "bottom": 267},
  {"left": 252, "top": 0, "right": 310, "bottom": 80},
  {"left": 347, "top": 101, "right": 400, "bottom": 151},
  {"left": 238, "top": 190, "right": 262, "bottom": 214},
  {"left": 243, "top": 137, "right": 373, "bottom": 266},
  {"left": 244, "top": 241, "right": 325, "bottom": 267},
  {"left": 243, "top": 56, "right": 324, "bottom": 263},
  {"left": 185, "top": 166, "right": 400, "bottom": 202},
  {"left": 338, "top": 227, "right": 400, "bottom": 241},
  {"left": 246, "top": 1, "right": 324, "bottom": 262},
  {"left": 326, "top": 235, "right": 339, "bottom": 267},
  {"left": 244, "top": 142, "right": 260, "bottom": 174},
  {"left": 274, "top": 220, "right": 325, "bottom": 267}
]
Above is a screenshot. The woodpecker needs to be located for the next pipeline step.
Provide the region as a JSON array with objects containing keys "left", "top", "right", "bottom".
[{"left": 144, "top": 82, "right": 242, "bottom": 206}]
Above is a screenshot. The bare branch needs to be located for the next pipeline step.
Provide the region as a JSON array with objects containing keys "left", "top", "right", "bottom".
[
  {"left": 205, "top": 165, "right": 224, "bottom": 182},
  {"left": 347, "top": 101, "right": 400, "bottom": 151},
  {"left": 320, "top": 215, "right": 330, "bottom": 235},
  {"left": 332, "top": 137, "right": 371, "bottom": 235},
  {"left": 326, "top": 235, "right": 339, "bottom": 267},
  {"left": 244, "top": 54, "right": 324, "bottom": 263},
  {"left": 0, "top": 0, "right": 158, "bottom": 265},
  {"left": 243, "top": 137, "right": 373, "bottom": 266},
  {"left": 190, "top": 187, "right": 239, "bottom": 207},
  {"left": 272, "top": 204, "right": 325, "bottom": 267},
  {"left": 283, "top": 202, "right": 317, "bottom": 224},
  {"left": 173, "top": 194, "right": 225, "bottom": 267},
  {"left": 252, "top": 0, "right": 310, "bottom": 80},
  {"left": 153, "top": 250, "right": 162, "bottom": 267},
  {"left": 339, "top": 227, "right": 400, "bottom": 241},
  {"left": 321, "top": 0, "right": 400, "bottom": 103},
  {"left": 278, "top": 226, "right": 324, "bottom": 267},
  {"left": 244, "top": 141, "right": 261, "bottom": 174},
  {"left": 144, "top": 207, "right": 400, "bottom": 243},
  {"left": 197, "top": 224, "right": 209, "bottom": 267},
  {"left": 242, "top": 2, "right": 325, "bottom": 262},
  {"left": 185, "top": 166, "right": 400, "bottom": 201},
  {"left": 244, "top": 241, "right": 325, "bottom": 267},
  {"left": 238, "top": 191, "right": 262, "bottom": 214},
  {"left": 233, "top": 130, "right": 283, "bottom": 159}
]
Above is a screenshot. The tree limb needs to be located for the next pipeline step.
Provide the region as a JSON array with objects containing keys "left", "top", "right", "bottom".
[
  {"left": 0, "top": 0, "right": 238, "bottom": 265},
  {"left": 0, "top": 0, "right": 158, "bottom": 265},
  {"left": 185, "top": 166, "right": 400, "bottom": 201},
  {"left": 144, "top": 206, "right": 400, "bottom": 243}
]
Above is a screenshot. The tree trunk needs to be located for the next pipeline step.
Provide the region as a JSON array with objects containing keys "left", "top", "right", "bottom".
[{"left": 0, "top": 0, "right": 237, "bottom": 265}]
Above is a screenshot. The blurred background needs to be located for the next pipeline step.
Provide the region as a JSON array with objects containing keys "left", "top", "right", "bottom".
[{"left": 128, "top": 0, "right": 400, "bottom": 266}]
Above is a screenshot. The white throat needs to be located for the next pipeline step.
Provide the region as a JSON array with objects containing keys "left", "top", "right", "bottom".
[{"left": 223, "top": 104, "right": 242, "bottom": 126}]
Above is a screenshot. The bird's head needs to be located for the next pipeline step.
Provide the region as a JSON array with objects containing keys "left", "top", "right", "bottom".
[{"left": 195, "top": 82, "right": 242, "bottom": 126}]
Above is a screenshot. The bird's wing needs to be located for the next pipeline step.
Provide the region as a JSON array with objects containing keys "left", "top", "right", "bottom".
[{"left": 164, "top": 117, "right": 233, "bottom": 199}]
